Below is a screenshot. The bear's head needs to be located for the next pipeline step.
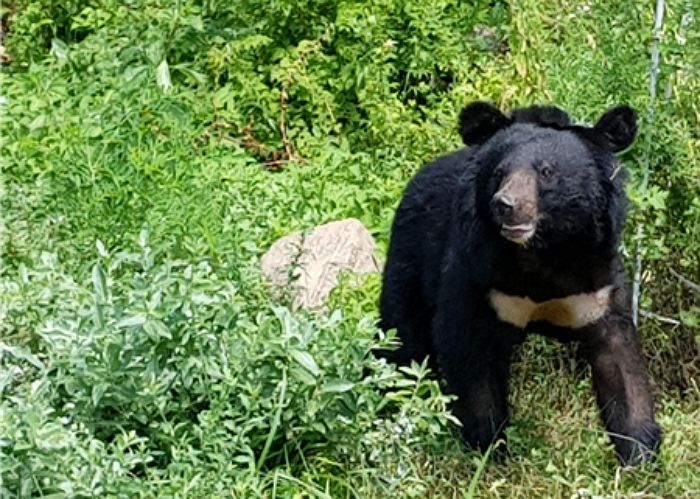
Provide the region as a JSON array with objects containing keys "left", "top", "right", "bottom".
[{"left": 459, "top": 102, "right": 637, "bottom": 251}]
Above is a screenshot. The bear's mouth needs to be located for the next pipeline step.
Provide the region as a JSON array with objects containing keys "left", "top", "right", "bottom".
[{"left": 500, "top": 223, "right": 536, "bottom": 244}]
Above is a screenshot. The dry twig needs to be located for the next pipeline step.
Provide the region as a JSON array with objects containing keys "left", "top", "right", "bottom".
[{"left": 669, "top": 268, "right": 700, "bottom": 295}]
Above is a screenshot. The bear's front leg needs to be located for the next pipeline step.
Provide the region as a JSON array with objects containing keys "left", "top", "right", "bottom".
[
  {"left": 433, "top": 273, "right": 523, "bottom": 451},
  {"left": 582, "top": 304, "right": 662, "bottom": 466}
]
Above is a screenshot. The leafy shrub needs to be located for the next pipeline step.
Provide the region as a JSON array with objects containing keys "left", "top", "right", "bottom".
[{"left": 0, "top": 237, "right": 452, "bottom": 496}]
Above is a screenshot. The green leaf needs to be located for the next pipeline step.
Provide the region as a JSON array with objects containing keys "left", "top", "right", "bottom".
[
  {"left": 290, "top": 350, "right": 320, "bottom": 377},
  {"left": 124, "top": 65, "right": 148, "bottom": 82},
  {"left": 0, "top": 343, "right": 44, "bottom": 370},
  {"left": 139, "top": 229, "right": 150, "bottom": 248},
  {"left": 50, "top": 38, "right": 68, "bottom": 61},
  {"left": 28, "top": 115, "right": 46, "bottom": 131},
  {"left": 680, "top": 309, "right": 699, "bottom": 327},
  {"left": 156, "top": 59, "right": 172, "bottom": 92},
  {"left": 143, "top": 319, "right": 171, "bottom": 339},
  {"left": 320, "top": 379, "right": 355, "bottom": 393},
  {"left": 91, "top": 384, "right": 106, "bottom": 407},
  {"left": 173, "top": 64, "right": 207, "bottom": 85},
  {"left": 116, "top": 315, "right": 147, "bottom": 328},
  {"left": 95, "top": 240, "right": 108, "bottom": 257},
  {"left": 213, "top": 86, "right": 231, "bottom": 109},
  {"left": 92, "top": 263, "right": 107, "bottom": 301}
]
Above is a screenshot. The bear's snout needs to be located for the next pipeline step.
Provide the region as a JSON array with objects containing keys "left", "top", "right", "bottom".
[
  {"left": 491, "top": 195, "right": 514, "bottom": 219},
  {"left": 491, "top": 168, "right": 539, "bottom": 244}
]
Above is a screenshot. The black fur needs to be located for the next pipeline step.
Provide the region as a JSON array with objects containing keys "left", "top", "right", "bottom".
[
  {"left": 378, "top": 102, "right": 660, "bottom": 466},
  {"left": 511, "top": 104, "right": 571, "bottom": 128}
]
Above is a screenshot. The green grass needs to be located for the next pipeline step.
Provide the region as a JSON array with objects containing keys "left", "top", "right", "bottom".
[{"left": 1, "top": 0, "right": 699, "bottom": 497}]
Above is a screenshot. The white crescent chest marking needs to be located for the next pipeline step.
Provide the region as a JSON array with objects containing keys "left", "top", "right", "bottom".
[{"left": 488, "top": 285, "right": 613, "bottom": 329}]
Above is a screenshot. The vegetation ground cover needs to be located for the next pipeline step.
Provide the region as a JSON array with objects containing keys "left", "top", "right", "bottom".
[{"left": 1, "top": 0, "right": 698, "bottom": 497}]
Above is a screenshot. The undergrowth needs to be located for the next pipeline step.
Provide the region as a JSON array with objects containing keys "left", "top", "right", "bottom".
[{"left": 1, "top": 0, "right": 698, "bottom": 496}]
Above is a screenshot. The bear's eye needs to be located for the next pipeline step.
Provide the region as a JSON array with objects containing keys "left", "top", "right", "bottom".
[
  {"left": 493, "top": 167, "right": 505, "bottom": 181},
  {"left": 540, "top": 164, "right": 554, "bottom": 179}
]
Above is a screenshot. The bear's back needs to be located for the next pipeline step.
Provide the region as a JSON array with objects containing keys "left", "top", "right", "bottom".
[{"left": 387, "top": 148, "right": 479, "bottom": 300}]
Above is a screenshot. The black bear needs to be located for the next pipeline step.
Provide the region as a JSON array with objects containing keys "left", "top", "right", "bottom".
[{"left": 378, "top": 102, "right": 661, "bottom": 466}]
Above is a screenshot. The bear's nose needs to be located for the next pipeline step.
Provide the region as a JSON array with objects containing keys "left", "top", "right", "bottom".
[{"left": 491, "top": 195, "right": 514, "bottom": 219}]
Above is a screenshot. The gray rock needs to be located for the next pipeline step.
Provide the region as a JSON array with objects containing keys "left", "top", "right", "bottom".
[{"left": 261, "top": 218, "right": 382, "bottom": 309}]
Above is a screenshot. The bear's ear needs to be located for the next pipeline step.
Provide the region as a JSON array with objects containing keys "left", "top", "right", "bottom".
[
  {"left": 458, "top": 102, "right": 511, "bottom": 146},
  {"left": 594, "top": 105, "right": 637, "bottom": 153}
]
